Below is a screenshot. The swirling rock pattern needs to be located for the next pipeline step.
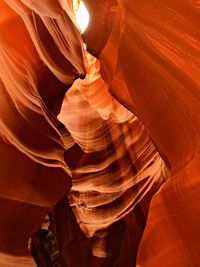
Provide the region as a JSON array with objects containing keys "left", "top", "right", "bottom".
[
  {"left": 1, "top": 0, "right": 200, "bottom": 266},
  {"left": 59, "top": 55, "right": 167, "bottom": 258},
  {"left": 0, "top": 0, "right": 83, "bottom": 266},
  {"left": 84, "top": 0, "right": 200, "bottom": 266}
]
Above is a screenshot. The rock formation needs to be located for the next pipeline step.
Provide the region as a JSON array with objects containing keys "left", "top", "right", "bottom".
[{"left": 0, "top": 0, "right": 200, "bottom": 266}]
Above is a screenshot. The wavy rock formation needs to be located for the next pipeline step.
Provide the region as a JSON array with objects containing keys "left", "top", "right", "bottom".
[
  {"left": 0, "top": 0, "right": 84, "bottom": 266},
  {"left": 59, "top": 54, "right": 167, "bottom": 260},
  {"left": 1, "top": 0, "right": 200, "bottom": 266},
  {"left": 84, "top": 0, "right": 200, "bottom": 266}
]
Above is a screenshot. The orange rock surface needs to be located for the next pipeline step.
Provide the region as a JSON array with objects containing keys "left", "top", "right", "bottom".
[{"left": 0, "top": 0, "right": 200, "bottom": 266}]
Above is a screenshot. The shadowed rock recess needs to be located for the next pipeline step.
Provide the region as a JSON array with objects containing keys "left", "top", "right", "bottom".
[{"left": 0, "top": 0, "right": 200, "bottom": 266}]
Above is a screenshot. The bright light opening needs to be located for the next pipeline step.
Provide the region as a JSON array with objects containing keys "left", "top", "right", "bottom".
[{"left": 75, "top": 1, "right": 90, "bottom": 33}]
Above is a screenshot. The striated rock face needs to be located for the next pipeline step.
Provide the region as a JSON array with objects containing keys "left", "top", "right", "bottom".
[
  {"left": 0, "top": 0, "right": 83, "bottom": 266},
  {"left": 59, "top": 54, "right": 167, "bottom": 259},
  {"left": 83, "top": 1, "right": 200, "bottom": 266},
  {"left": 1, "top": 0, "right": 200, "bottom": 266},
  {"left": 87, "top": 0, "right": 200, "bottom": 173}
]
